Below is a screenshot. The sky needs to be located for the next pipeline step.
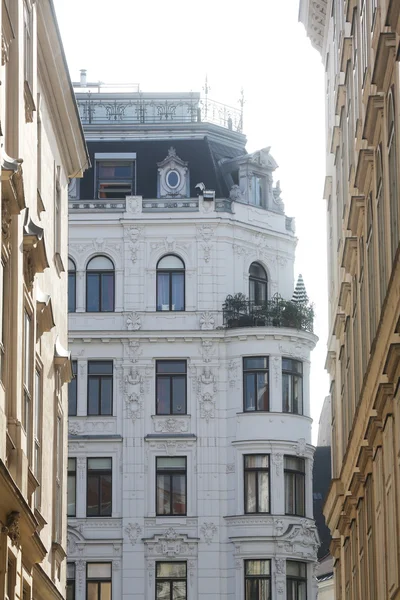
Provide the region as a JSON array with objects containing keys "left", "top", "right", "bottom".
[{"left": 54, "top": 0, "right": 329, "bottom": 442}]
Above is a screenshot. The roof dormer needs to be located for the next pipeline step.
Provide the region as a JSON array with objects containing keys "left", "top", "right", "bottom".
[{"left": 157, "top": 147, "right": 190, "bottom": 199}]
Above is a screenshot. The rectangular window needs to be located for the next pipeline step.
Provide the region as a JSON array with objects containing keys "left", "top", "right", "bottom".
[
  {"left": 34, "top": 369, "right": 42, "bottom": 508},
  {"left": 156, "top": 457, "right": 186, "bottom": 516},
  {"left": 88, "top": 361, "right": 113, "bottom": 416},
  {"left": 87, "top": 563, "right": 112, "bottom": 600},
  {"left": 244, "top": 455, "right": 270, "bottom": 514},
  {"left": 68, "top": 458, "right": 76, "bottom": 517},
  {"left": 243, "top": 357, "right": 269, "bottom": 412},
  {"left": 23, "top": 310, "right": 32, "bottom": 462},
  {"left": 284, "top": 456, "right": 305, "bottom": 516},
  {"left": 69, "top": 361, "right": 78, "bottom": 416},
  {"left": 156, "top": 360, "right": 187, "bottom": 415},
  {"left": 286, "top": 561, "right": 307, "bottom": 600},
  {"left": 282, "top": 359, "right": 303, "bottom": 414},
  {"left": 156, "top": 562, "right": 187, "bottom": 600},
  {"left": 67, "top": 563, "right": 75, "bottom": 600},
  {"left": 23, "top": 0, "right": 32, "bottom": 86},
  {"left": 96, "top": 160, "right": 135, "bottom": 199},
  {"left": 55, "top": 414, "right": 62, "bottom": 541},
  {"left": 244, "top": 560, "right": 271, "bottom": 600},
  {"left": 87, "top": 458, "right": 112, "bottom": 517},
  {"left": 251, "top": 175, "right": 264, "bottom": 207}
]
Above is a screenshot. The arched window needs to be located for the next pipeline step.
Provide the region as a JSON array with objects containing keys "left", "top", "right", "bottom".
[
  {"left": 68, "top": 258, "right": 76, "bottom": 313},
  {"left": 157, "top": 255, "right": 185, "bottom": 311},
  {"left": 388, "top": 89, "right": 399, "bottom": 262},
  {"left": 86, "top": 256, "right": 114, "bottom": 312},
  {"left": 249, "top": 262, "right": 267, "bottom": 305}
]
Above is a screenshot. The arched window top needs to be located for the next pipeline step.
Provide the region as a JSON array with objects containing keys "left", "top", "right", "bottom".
[
  {"left": 249, "top": 262, "right": 267, "bottom": 280},
  {"left": 68, "top": 258, "right": 76, "bottom": 271},
  {"left": 87, "top": 256, "right": 114, "bottom": 271},
  {"left": 157, "top": 255, "right": 185, "bottom": 270}
]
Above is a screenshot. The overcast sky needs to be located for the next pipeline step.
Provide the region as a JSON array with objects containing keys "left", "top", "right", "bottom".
[{"left": 54, "top": 0, "right": 329, "bottom": 442}]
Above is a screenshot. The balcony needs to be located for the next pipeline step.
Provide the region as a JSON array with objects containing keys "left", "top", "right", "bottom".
[
  {"left": 222, "top": 294, "right": 314, "bottom": 333},
  {"left": 75, "top": 91, "right": 243, "bottom": 133}
]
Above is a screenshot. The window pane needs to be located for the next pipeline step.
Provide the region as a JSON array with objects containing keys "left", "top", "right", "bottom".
[
  {"left": 249, "top": 263, "right": 266, "bottom": 279},
  {"left": 296, "top": 474, "right": 305, "bottom": 516},
  {"left": 172, "top": 581, "right": 186, "bottom": 600},
  {"left": 67, "top": 472, "right": 76, "bottom": 516},
  {"left": 158, "top": 255, "right": 184, "bottom": 269},
  {"left": 157, "top": 273, "right": 170, "bottom": 310},
  {"left": 88, "top": 378, "right": 100, "bottom": 415},
  {"left": 244, "top": 357, "right": 268, "bottom": 370},
  {"left": 293, "top": 375, "right": 303, "bottom": 414},
  {"left": 244, "top": 373, "right": 255, "bottom": 411},
  {"left": 87, "top": 582, "right": 98, "bottom": 600},
  {"left": 298, "top": 581, "right": 307, "bottom": 600},
  {"left": 156, "top": 563, "right": 187, "bottom": 578},
  {"left": 245, "top": 471, "right": 256, "bottom": 513},
  {"left": 245, "top": 579, "right": 257, "bottom": 599},
  {"left": 285, "top": 456, "right": 305, "bottom": 472},
  {"left": 287, "top": 561, "right": 306, "bottom": 577},
  {"left": 87, "top": 256, "right": 114, "bottom": 270},
  {"left": 68, "top": 272, "right": 76, "bottom": 313},
  {"left": 255, "top": 280, "right": 267, "bottom": 304},
  {"left": 259, "top": 579, "right": 270, "bottom": 600},
  {"left": 157, "top": 361, "right": 186, "bottom": 374},
  {"left": 157, "top": 377, "right": 171, "bottom": 414},
  {"left": 258, "top": 472, "right": 269, "bottom": 512},
  {"left": 101, "top": 273, "right": 114, "bottom": 311},
  {"left": 156, "top": 582, "right": 170, "bottom": 600},
  {"left": 282, "top": 373, "right": 290, "bottom": 412},
  {"left": 246, "top": 560, "right": 270, "bottom": 576},
  {"left": 257, "top": 372, "right": 268, "bottom": 410},
  {"left": 87, "top": 474, "right": 99, "bottom": 516},
  {"left": 285, "top": 472, "right": 295, "bottom": 514},
  {"left": 245, "top": 455, "right": 269, "bottom": 469},
  {"left": 100, "top": 474, "right": 112, "bottom": 515},
  {"left": 172, "top": 474, "right": 186, "bottom": 514},
  {"left": 87, "top": 563, "right": 112, "bottom": 579},
  {"left": 68, "top": 374, "right": 77, "bottom": 416},
  {"left": 100, "top": 378, "right": 112, "bottom": 415},
  {"left": 100, "top": 581, "right": 111, "bottom": 600},
  {"left": 157, "top": 457, "right": 186, "bottom": 470},
  {"left": 157, "top": 474, "right": 171, "bottom": 515},
  {"left": 171, "top": 272, "right": 184, "bottom": 310},
  {"left": 89, "top": 361, "right": 113, "bottom": 375},
  {"left": 172, "top": 377, "right": 186, "bottom": 414},
  {"left": 87, "top": 273, "right": 100, "bottom": 311},
  {"left": 88, "top": 458, "right": 112, "bottom": 470}
]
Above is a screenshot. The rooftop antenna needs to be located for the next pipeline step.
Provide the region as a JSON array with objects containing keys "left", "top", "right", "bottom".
[
  {"left": 203, "top": 75, "right": 210, "bottom": 121},
  {"left": 239, "top": 87, "right": 245, "bottom": 133}
]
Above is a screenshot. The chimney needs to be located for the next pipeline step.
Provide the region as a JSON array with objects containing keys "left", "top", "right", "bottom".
[{"left": 80, "top": 69, "right": 87, "bottom": 87}]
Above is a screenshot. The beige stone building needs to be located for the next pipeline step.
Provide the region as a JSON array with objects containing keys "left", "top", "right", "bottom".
[
  {"left": 300, "top": 0, "right": 400, "bottom": 599},
  {"left": 0, "top": 1, "right": 88, "bottom": 598}
]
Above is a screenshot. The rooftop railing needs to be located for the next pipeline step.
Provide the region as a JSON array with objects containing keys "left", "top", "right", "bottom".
[
  {"left": 75, "top": 94, "right": 243, "bottom": 133},
  {"left": 223, "top": 294, "right": 314, "bottom": 333}
]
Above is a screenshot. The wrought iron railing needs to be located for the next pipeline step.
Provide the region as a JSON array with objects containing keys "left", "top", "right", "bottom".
[
  {"left": 223, "top": 294, "right": 314, "bottom": 332},
  {"left": 75, "top": 94, "right": 243, "bottom": 132}
]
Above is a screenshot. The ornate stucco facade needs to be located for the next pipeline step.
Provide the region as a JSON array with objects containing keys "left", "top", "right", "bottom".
[
  {"left": 67, "top": 81, "right": 319, "bottom": 599},
  {"left": 0, "top": 2, "right": 88, "bottom": 599},
  {"left": 300, "top": 1, "right": 400, "bottom": 599}
]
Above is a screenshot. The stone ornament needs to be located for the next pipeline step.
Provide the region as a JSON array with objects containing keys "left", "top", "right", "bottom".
[
  {"left": 199, "top": 312, "right": 215, "bottom": 330},
  {"left": 125, "top": 523, "right": 142, "bottom": 546},
  {"left": 200, "top": 522, "right": 217, "bottom": 545},
  {"left": 2, "top": 511, "right": 20, "bottom": 547},
  {"left": 125, "top": 312, "right": 142, "bottom": 331},
  {"left": 145, "top": 528, "right": 198, "bottom": 558},
  {"left": 153, "top": 417, "right": 189, "bottom": 433},
  {"left": 196, "top": 224, "right": 215, "bottom": 263},
  {"left": 124, "top": 367, "right": 145, "bottom": 423}
]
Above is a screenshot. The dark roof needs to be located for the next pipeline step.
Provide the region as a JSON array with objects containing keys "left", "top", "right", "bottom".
[
  {"left": 313, "top": 446, "right": 332, "bottom": 560},
  {"left": 79, "top": 137, "right": 247, "bottom": 200}
]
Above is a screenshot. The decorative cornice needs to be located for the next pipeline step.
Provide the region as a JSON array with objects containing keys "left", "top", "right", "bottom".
[{"left": 299, "top": 0, "right": 329, "bottom": 56}]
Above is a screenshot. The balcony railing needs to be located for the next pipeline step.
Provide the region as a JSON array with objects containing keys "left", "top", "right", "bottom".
[
  {"left": 223, "top": 294, "right": 314, "bottom": 333},
  {"left": 75, "top": 94, "right": 243, "bottom": 133}
]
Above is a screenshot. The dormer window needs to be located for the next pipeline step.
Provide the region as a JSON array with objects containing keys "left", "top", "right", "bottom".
[
  {"left": 95, "top": 153, "right": 136, "bottom": 199},
  {"left": 157, "top": 147, "right": 190, "bottom": 198}
]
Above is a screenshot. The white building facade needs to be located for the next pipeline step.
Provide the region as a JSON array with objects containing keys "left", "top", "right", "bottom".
[{"left": 67, "top": 80, "right": 319, "bottom": 600}]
